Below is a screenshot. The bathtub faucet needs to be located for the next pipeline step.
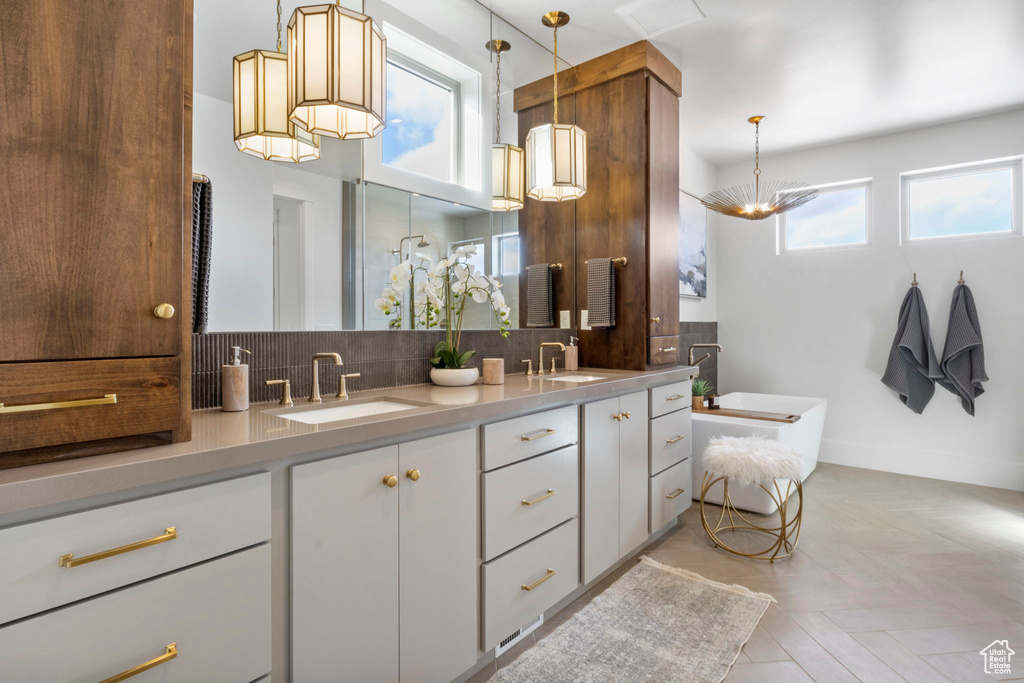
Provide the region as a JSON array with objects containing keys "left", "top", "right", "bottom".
[{"left": 688, "top": 343, "right": 723, "bottom": 367}]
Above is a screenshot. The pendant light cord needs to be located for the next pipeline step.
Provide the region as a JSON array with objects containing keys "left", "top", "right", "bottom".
[
  {"left": 276, "top": 0, "right": 282, "bottom": 52},
  {"left": 552, "top": 25, "right": 559, "bottom": 125},
  {"left": 753, "top": 120, "right": 761, "bottom": 205},
  {"left": 495, "top": 50, "right": 502, "bottom": 144}
]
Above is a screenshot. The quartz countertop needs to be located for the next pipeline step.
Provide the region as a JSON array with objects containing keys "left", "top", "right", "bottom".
[{"left": 0, "top": 366, "right": 696, "bottom": 516}]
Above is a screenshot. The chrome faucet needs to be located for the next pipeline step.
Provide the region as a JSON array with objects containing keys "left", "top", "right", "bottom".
[
  {"left": 310, "top": 353, "right": 342, "bottom": 403},
  {"left": 538, "top": 342, "right": 565, "bottom": 375},
  {"left": 688, "top": 343, "right": 723, "bottom": 367}
]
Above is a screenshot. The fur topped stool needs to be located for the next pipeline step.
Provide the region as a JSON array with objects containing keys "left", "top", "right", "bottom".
[{"left": 699, "top": 436, "right": 804, "bottom": 562}]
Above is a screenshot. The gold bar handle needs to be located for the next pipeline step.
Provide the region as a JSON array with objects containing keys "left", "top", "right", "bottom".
[
  {"left": 521, "top": 569, "right": 556, "bottom": 591},
  {"left": 522, "top": 489, "right": 556, "bottom": 506},
  {"left": 666, "top": 434, "right": 686, "bottom": 444},
  {"left": 59, "top": 527, "right": 177, "bottom": 568},
  {"left": 520, "top": 428, "right": 555, "bottom": 442},
  {"left": 665, "top": 394, "right": 685, "bottom": 401},
  {"left": 0, "top": 394, "right": 117, "bottom": 414},
  {"left": 666, "top": 488, "right": 685, "bottom": 499},
  {"left": 98, "top": 643, "right": 177, "bottom": 683}
]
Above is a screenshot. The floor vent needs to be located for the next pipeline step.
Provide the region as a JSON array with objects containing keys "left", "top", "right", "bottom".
[{"left": 494, "top": 614, "right": 544, "bottom": 658}]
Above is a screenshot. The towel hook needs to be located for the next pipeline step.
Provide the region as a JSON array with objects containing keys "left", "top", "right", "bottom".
[
  {"left": 549, "top": 263, "right": 563, "bottom": 271},
  {"left": 957, "top": 270, "right": 965, "bottom": 285},
  {"left": 911, "top": 273, "right": 918, "bottom": 287}
]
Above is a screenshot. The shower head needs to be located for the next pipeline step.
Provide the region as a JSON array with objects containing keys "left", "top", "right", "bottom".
[{"left": 416, "top": 237, "right": 430, "bottom": 248}]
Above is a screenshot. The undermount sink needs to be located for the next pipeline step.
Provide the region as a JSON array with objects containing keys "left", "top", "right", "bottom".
[
  {"left": 542, "top": 374, "right": 609, "bottom": 383},
  {"left": 273, "top": 398, "right": 429, "bottom": 425}
]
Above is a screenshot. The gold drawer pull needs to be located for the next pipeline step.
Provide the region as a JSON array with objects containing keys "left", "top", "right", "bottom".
[
  {"left": 522, "top": 489, "right": 556, "bottom": 506},
  {"left": 520, "top": 428, "right": 555, "bottom": 442},
  {"left": 521, "top": 569, "right": 556, "bottom": 591},
  {"left": 666, "top": 434, "right": 686, "bottom": 444},
  {"left": 665, "top": 394, "right": 685, "bottom": 401},
  {"left": 59, "top": 527, "right": 177, "bottom": 568},
  {"left": 0, "top": 393, "right": 117, "bottom": 414},
  {"left": 666, "top": 488, "right": 686, "bottom": 499},
  {"left": 660, "top": 347, "right": 678, "bottom": 353},
  {"left": 98, "top": 643, "right": 177, "bottom": 683}
]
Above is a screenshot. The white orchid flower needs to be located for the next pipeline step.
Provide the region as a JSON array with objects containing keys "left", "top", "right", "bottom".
[
  {"left": 490, "top": 290, "right": 506, "bottom": 311},
  {"left": 374, "top": 298, "right": 392, "bottom": 314},
  {"left": 414, "top": 252, "right": 434, "bottom": 263},
  {"left": 454, "top": 244, "right": 479, "bottom": 257},
  {"left": 432, "top": 258, "right": 451, "bottom": 277},
  {"left": 390, "top": 262, "right": 412, "bottom": 286}
]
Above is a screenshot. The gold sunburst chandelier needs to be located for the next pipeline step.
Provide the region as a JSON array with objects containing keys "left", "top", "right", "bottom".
[{"left": 701, "top": 116, "right": 817, "bottom": 220}]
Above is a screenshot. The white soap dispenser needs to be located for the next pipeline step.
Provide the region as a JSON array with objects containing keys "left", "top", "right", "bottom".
[
  {"left": 564, "top": 336, "right": 579, "bottom": 372},
  {"left": 221, "top": 346, "right": 251, "bottom": 412}
]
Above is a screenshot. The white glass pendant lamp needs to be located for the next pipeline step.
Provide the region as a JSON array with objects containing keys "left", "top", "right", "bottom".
[
  {"left": 233, "top": 0, "right": 321, "bottom": 163},
  {"left": 489, "top": 39, "right": 525, "bottom": 212},
  {"left": 526, "top": 11, "right": 587, "bottom": 202},
  {"left": 287, "top": 2, "right": 386, "bottom": 140}
]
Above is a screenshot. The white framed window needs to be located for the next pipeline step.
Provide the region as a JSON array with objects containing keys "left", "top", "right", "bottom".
[
  {"left": 900, "top": 157, "right": 1022, "bottom": 244},
  {"left": 492, "top": 232, "right": 520, "bottom": 277},
  {"left": 382, "top": 55, "right": 460, "bottom": 184},
  {"left": 777, "top": 178, "right": 871, "bottom": 253}
]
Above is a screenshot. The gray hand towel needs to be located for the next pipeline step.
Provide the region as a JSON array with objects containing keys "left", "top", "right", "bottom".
[
  {"left": 937, "top": 284, "right": 987, "bottom": 415},
  {"left": 587, "top": 258, "right": 615, "bottom": 328},
  {"left": 881, "top": 287, "right": 942, "bottom": 414},
  {"left": 526, "top": 264, "right": 554, "bottom": 327}
]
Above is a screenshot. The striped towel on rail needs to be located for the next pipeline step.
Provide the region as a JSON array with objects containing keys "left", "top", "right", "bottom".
[
  {"left": 937, "top": 284, "right": 987, "bottom": 415},
  {"left": 881, "top": 286, "right": 942, "bottom": 414},
  {"left": 526, "top": 264, "right": 554, "bottom": 327},
  {"left": 587, "top": 258, "right": 615, "bottom": 328}
]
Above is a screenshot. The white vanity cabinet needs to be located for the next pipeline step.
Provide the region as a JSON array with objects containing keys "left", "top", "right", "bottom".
[
  {"left": 581, "top": 391, "right": 649, "bottom": 584},
  {"left": 291, "top": 429, "right": 478, "bottom": 683}
]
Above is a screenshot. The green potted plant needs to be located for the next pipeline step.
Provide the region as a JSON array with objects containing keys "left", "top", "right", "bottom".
[{"left": 691, "top": 378, "right": 714, "bottom": 410}]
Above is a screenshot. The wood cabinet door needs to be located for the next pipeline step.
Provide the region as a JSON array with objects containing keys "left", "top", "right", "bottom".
[
  {"left": 398, "top": 430, "right": 477, "bottom": 683},
  {"left": 291, "top": 447, "right": 400, "bottom": 683},
  {"left": 581, "top": 396, "right": 621, "bottom": 585},
  {"left": 0, "top": 0, "right": 185, "bottom": 361},
  {"left": 618, "top": 391, "right": 650, "bottom": 557}
]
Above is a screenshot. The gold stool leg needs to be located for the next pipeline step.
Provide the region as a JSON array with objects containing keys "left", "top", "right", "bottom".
[{"left": 700, "top": 471, "right": 803, "bottom": 562}]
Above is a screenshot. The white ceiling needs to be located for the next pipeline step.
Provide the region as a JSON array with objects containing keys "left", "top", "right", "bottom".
[{"left": 478, "top": 0, "right": 1024, "bottom": 164}]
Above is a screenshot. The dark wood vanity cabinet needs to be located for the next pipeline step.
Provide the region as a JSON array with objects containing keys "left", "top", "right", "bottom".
[
  {"left": 0, "top": 0, "right": 193, "bottom": 464},
  {"left": 515, "top": 41, "right": 682, "bottom": 371}
]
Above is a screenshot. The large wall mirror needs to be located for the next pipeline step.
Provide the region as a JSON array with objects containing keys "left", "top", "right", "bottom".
[{"left": 192, "top": 0, "right": 569, "bottom": 333}]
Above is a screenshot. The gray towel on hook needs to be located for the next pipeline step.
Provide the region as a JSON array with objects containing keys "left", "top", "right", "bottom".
[
  {"left": 937, "top": 284, "right": 987, "bottom": 415},
  {"left": 526, "top": 264, "right": 554, "bottom": 327},
  {"left": 881, "top": 286, "right": 942, "bottom": 414},
  {"left": 587, "top": 258, "right": 615, "bottom": 328}
]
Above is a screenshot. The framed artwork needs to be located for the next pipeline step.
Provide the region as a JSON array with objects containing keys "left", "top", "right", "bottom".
[{"left": 679, "top": 190, "right": 708, "bottom": 298}]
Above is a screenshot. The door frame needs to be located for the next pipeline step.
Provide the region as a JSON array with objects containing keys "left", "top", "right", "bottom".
[{"left": 272, "top": 183, "right": 316, "bottom": 330}]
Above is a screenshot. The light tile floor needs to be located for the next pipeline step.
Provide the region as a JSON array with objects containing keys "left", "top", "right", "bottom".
[{"left": 474, "top": 463, "right": 1024, "bottom": 682}]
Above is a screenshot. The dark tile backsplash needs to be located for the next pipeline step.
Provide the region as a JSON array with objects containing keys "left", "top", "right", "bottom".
[
  {"left": 678, "top": 321, "right": 719, "bottom": 393},
  {"left": 193, "top": 329, "right": 574, "bottom": 409}
]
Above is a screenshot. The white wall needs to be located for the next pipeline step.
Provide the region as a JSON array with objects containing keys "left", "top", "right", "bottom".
[
  {"left": 679, "top": 136, "right": 719, "bottom": 322},
  {"left": 716, "top": 108, "right": 1024, "bottom": 490}
]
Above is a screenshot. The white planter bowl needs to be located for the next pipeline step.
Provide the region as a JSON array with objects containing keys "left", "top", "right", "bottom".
[{"left": 429, "top": 367, "right": 480, "bottom": 387}]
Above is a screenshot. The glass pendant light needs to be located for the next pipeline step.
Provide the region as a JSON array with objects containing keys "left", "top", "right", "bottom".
[
  {"left": 700, "top": 116, "right": 818, "bottom": 220},
  {"left": 287, "top": 1, "right": 386, "bottom": 140},
  {"left": 526, "top": 11, "right": 587, "bottom": 202},
  {"left": 488, "top": 40, "right": 525, "bottom": 212},
  {"left": 233, "top": 0, "right": 321, "bottom": 163}
]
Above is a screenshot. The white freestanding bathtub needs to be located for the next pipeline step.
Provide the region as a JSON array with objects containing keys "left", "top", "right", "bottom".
[{"left": 691, "top": 393, "right": 827, "bottom": 515}]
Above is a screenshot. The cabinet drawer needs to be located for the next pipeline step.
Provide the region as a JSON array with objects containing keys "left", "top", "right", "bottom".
[
  {"left": 649, "top": 380, "right": 691, "bottom": 418},
  {"left": 649, "top": 407, "right": 692, "bottom": 475},
  {"left": 482, "top": 405, "right": 578, "bottom": 471},
  {"left": 648, "top": 336, "right": 681, "bottom": 366},
  {"left": 482, "top": 519, "right": 579, "bottom": 652},
  {"left": 0, "top": 473, "right": 270, "bottom": 625},
  {"left": 650, "top": 458, "right": 692, "bottom": 532},
  {"left": 0, "top": 357, "right": 181, "bottom": 454},
  {"left": 483, "top": 445, "right": 579, "bottom": 561},
  {"left": 0, "top": 545, "right": 271, "bottom": 683}
]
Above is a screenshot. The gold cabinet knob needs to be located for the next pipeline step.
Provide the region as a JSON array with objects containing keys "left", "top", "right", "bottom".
[
  {"left": 613, "top": 413, "right": 623, "bottom": 422},
  {"left": 651, "top": 317, "right": 661, "bottom": 323},
  {"left": 153, "top": 303, "right": 176, "bottom": 319},
  {"left": 406, "top": 469, "right": 420, "bottom": 481},
  {"left": 623, "top": 411, "right": 631, "bottom": 419},
  {"left": 383, "top": 475, "right": 398, "bottom": 488}
]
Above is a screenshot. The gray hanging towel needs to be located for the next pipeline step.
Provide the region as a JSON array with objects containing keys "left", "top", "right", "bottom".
[
  {"left": 587, "top": 258, "right": 615, "bottom": 328},
  {"left": 191, "top": 178, "right": 214, "bottom": 334},
  {"left": 526, "top": 264, "right": 554, "bottom": 327},
  {"left": 937, "top": 284, "right": 987, "bottom": 415},
  {"left": 881, "top": 286, "right": 942, "bottom": 414}
]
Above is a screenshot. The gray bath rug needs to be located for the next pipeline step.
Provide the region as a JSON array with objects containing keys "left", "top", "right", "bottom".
[{"left": 490, "top": 557, "right": 775, "bottom": 683}]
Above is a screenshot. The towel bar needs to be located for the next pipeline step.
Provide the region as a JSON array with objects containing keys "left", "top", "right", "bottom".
[{"left": 585, "top": 257, "right": 627, "bottom": 265}]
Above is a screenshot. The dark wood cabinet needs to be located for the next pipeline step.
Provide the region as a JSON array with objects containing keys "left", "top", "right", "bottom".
[
  {"left": 515, "top": 41, "right": 681, "bottom": 371},
  {"left": 0, "top": 0, "right": 192, "bottom": 464}
]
